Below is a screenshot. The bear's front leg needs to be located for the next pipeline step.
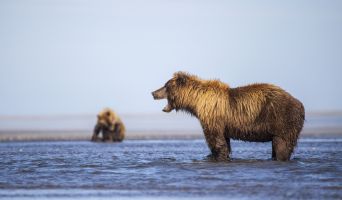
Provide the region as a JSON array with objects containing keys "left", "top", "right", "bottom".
[
  {"left": 213, "top": 138, "right": 229, "bottom": 161},
  {"left": 91, "top": 135, "right": 101, "bottom": 142},
  {"left": 91, "top": 124, "right": 102, "bottom": 142},
  {"left": 204, "top": 128, "right": 229, "bottom": 161},
  {"left": 225, "top": 137, "right": 232, "bottom": 156},
  {"left": 101, "top": 130, "right": 113, "bottom": 142}
]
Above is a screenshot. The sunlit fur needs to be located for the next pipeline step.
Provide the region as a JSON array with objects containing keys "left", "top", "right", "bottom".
[
  {"left": 164, "top": 72, "right": 305, "bottom": 161},
  {"left": 91, "top": 108, "right": 125, "bottom": 142}
]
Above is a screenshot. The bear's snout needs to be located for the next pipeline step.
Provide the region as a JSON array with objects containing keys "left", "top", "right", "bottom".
[{"left": 152, "top": 86, "right": 167, "bottom": 100}]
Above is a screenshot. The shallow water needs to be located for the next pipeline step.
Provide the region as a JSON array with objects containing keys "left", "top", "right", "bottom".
[{"left": 0, "top": 138, "right": 341, "bottom": 199}]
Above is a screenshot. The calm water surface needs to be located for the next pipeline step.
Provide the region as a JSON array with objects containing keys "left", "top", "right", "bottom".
[{"left": 0, "top": 138, "right": 341, "bottom": 199}]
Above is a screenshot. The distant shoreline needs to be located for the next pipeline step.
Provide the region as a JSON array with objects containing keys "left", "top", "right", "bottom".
[
  {"left": 0, "top": 130, "right": 201, "bottom": 142},
  {"left": 1, "top": 112, "right": 341, "bottom": 141},
  {"left": 0, "top": 128, "right": 341, "bottom": 142}
]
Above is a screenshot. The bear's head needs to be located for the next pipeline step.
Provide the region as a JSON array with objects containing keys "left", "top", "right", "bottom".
[
  {"left": 97, "top": 108, "right": 117, "bottom": 130},
  {"left": 152, "top": 71, "right": 195, "bottom": 113}
]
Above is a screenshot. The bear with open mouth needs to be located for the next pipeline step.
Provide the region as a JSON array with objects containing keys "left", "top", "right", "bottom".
[{"left": 152, "top": 72, "right": 305, "bottom": 161}]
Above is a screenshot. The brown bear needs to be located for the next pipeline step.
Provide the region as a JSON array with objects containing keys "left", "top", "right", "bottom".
[
  {"left": 91, "top": 108, "right": 125, "bottom": 142},
  {"left": 152, "top": 72, "right": 305, "bottom": 161}
]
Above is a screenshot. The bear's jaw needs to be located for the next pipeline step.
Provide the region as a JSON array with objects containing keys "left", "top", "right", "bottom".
[{"left": 162, "top": 103, "right": 174, "bottom": 113}]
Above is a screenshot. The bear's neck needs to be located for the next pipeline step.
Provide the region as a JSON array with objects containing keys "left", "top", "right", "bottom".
[{"left": 177, "top": 84, "right": 229, "bottom": 122}]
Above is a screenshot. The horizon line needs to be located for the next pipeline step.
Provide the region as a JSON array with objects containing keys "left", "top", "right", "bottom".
[{"left": 0, "top": 110, "right": 342, "bottom": 120}]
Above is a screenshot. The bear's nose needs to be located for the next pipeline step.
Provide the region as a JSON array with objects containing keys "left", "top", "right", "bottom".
[{"left": 152, "top": 91, "right": 158, "bottom": 100}]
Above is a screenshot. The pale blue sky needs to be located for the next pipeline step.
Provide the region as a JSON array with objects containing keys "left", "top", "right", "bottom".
[{"left": 0, "top": 0, "right": 341, "bottom": 115}]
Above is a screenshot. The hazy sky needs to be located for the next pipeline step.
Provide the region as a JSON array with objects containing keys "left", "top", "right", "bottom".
[{"left": 0, "top": 0, "right": 341, "bottom": 115}]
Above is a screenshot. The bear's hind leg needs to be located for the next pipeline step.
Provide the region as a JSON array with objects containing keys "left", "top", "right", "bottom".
[
  {"left": 272, "top": 140, "right": 276, "bottom": 160},
  {"left": 272, "top": 136, "right": 291, "bottom": 161}
]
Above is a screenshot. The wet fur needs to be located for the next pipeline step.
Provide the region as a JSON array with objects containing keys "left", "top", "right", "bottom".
[
  {"left": 160, "top": 72, "right": 305, "bottom": 161},
  {"left": 91, "top": 108, "right": 125, "bottom": 142}
]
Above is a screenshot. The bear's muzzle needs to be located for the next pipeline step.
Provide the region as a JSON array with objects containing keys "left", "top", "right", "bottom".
[{"left": 152, "top": 86, "right": 167, "bottom": 100}]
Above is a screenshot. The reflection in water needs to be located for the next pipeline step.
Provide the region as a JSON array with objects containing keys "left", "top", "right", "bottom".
[{"left": 0, "top": 138, "right": 341, "bottom": 199}]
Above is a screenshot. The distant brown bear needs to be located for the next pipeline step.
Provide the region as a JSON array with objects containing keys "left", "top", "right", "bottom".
[
  {"left": 91, "top": 108, "right": 125, "bottom": 142},
  {"left": 152, "top": 72, "right": 305, "bottom": 161}
]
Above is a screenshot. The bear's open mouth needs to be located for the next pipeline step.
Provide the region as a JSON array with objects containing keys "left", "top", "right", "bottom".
[{"left": 152, "top": 86, "right": 174, "bottom": 113}]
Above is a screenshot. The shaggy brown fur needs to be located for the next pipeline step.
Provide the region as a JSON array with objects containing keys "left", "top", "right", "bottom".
[
  {"left": 91, "top": 108, "right": 125, "bottom": 142},
  {"left": 152, "top": 72, "right": 305, "bottom": 161}
]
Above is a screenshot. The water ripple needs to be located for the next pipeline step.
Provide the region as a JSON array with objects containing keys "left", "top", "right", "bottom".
[{"left": 0, "top": 138, "right": 341, "bottom": 199}]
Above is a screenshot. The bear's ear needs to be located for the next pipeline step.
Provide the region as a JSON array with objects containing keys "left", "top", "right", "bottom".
[
  {"left": 176, "top": 76, "right": 187, "bottom": 86},
  {"left": 174, "top": 72, "right": 189, "bottom": 86}
]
